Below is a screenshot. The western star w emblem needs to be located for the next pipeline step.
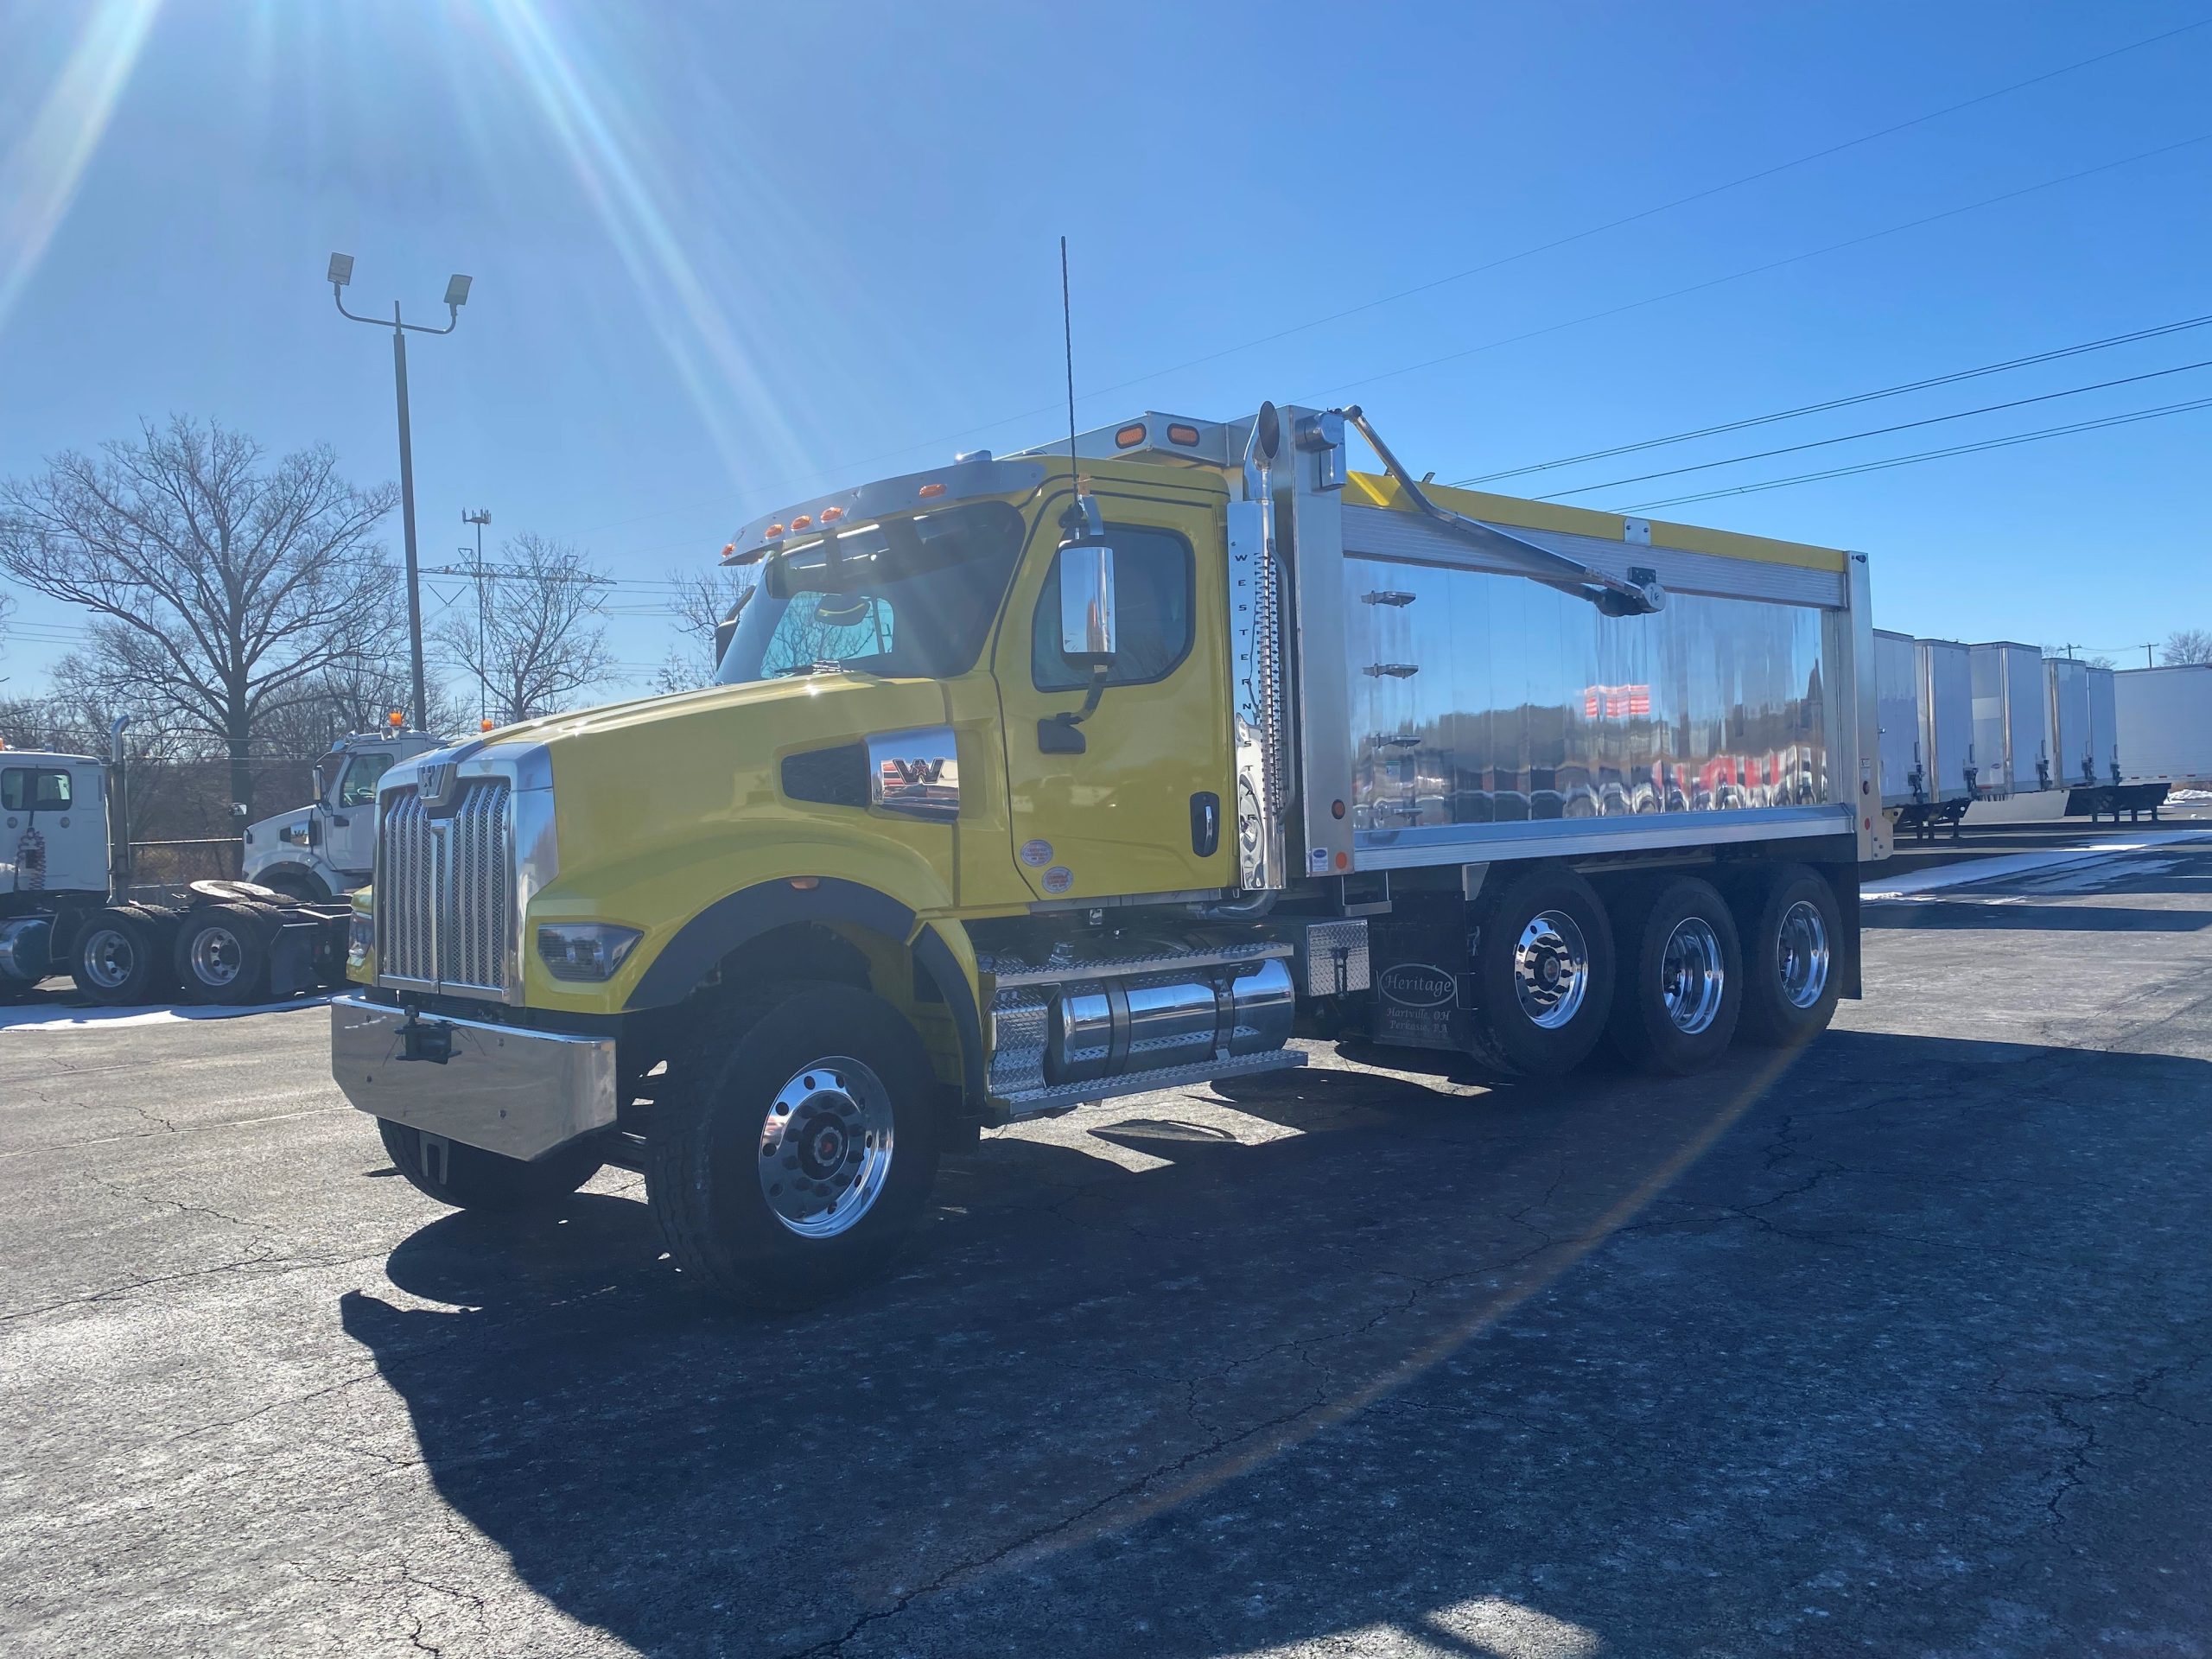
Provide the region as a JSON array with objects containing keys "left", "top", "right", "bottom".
[{"left": 883, "top": 756, "right": 946, "bottom": 785}]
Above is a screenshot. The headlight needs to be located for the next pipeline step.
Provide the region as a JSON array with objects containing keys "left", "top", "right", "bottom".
[
  {"left": 346, "top": 912, "right": 374, "bottom": 973},
  {"left": 537, "top": 923, "right": 643, "bottom": 982}
]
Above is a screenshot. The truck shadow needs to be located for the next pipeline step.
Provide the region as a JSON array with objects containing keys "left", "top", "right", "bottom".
[{"left": 339, "top": 1016, "right": 2212, "bottom": 1656}]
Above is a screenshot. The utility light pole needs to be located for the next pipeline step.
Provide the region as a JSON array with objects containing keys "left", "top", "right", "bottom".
[
  {"left": 462, "top": 508, "right": 493, "bottom": 725},
  {"left": 327, "top": 252, "right": 474, "bottom": 733}
]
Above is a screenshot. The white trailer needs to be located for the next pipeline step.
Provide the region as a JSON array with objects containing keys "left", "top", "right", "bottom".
[
  {"left": 1968, "top": 641, "right": 2050, "bottom": 797},
  {"left": 1873, "top": 630, "right": 1920, "bottom": 810},
  {"left": 2115, "top": 664, "right": 2212, "bottom": 788},
  {"left": 2047, "top": 658, "right": 2095, "bottom": 789},
  {"left": 1915, "top": 638, "right": 1976, "bottom": 802}
]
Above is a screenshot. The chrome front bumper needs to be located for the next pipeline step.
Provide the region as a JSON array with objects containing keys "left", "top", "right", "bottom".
[{"left": 329, "top": 994, "right": 618, "bottom": 1161}]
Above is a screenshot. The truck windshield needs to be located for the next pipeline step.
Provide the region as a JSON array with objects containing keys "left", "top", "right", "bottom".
[{"left": 716, "top": 500, "right": 1026, "bottom": 684}]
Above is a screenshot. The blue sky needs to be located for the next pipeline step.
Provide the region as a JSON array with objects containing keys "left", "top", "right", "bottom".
[{"left": 2, "top": 0, "right": 2208, "bottom": 698}]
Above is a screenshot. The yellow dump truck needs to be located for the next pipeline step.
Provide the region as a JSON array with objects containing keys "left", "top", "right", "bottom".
[{"left": 332, "top": 404, "right": 1882, "bottom": 1308}]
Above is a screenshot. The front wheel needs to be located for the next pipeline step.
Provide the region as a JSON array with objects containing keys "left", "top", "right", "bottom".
[
  {"left": 645, "top": 984, "right": 942, "bottom": 1311},
  {"left": 377, "top": 1118, "right": 604, "bottom": 1211},
  {"left": 1735, "top": 865, "right": 1842, "bottom": 1047}
]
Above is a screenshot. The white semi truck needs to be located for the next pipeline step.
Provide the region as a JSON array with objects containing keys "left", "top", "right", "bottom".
[
  {"left": 241, "top": 728, "right": 442, "bottom": 900},
  {"left": 1, "top": 728, "right": 353, "bottom": 1006}
]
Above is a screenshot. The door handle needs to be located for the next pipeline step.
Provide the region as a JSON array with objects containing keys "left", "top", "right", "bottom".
[{"left": 1190, "top": 792, "right": 1220, "bottom": 857}]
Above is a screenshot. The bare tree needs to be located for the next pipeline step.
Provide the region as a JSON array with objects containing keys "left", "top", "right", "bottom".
[
  {"left": 0, "top": 416, "right": 398, "bottom": 816},
  {"left": 435, "top": 532, "right": 613, "bottom": 721},
  {"left": 652, "top": 563, "right": 755, "bottom": 693},
  {"left": 257, "top": 658, "right": 470, "bottom": 757},
  {"left": 2163, "top": 629, "right": 2212, "bottom": 666}
]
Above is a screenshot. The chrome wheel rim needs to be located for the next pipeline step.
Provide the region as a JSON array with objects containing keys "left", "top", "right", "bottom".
[
  {"left": 80, "top": 928, "right": 136, "bottom": 991},
  {"left": 1659, "top": 917, "right": 1726, "bottom": 1034},
  {"left": 757, "top": 1057, "right": 894, "bottom": 1239},
  {"left": 1512, "top": 910, "right": 1590, "bottom": 1029},
  {"left": 1777, "top": 899, "right": 1831, "bottom": 1009},
  {"left": 188, "top": 927, "right": 243, "bottom": 988}
]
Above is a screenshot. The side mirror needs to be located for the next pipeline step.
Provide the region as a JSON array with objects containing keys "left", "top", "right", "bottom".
[
  {"left": 1056, "top": 543, "right": 1117, "bottom": 668},
  {"left": 311, "top": 765, "right": 327, "bottom": 803},
  {"left": 712, "top": 587, "right": 754, "bottom": 669}
]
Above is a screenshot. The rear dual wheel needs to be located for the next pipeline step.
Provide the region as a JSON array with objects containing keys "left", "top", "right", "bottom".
[
  {"left": 172, "top": 904, "right": 273, "bottom": 1005},
  {"left": 1463, "top": 862, "right": 1836, "bottom": 1078},
  {"left": 1465, "top": 868, "right": 1617, "bottom": 1077},
  {"left": 1606, "top": 877, "right": 1743, "bottom": 1072},
  {"left": 1735, "top": 866, "right": 1841, "bottom": 1047},
  {"left": 71, "top": 907, "right": 175, "bottom": 1006}
]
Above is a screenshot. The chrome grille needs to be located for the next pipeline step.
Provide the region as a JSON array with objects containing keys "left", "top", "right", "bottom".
[{"left": 376, "top": 778, "right": 516, "bottom": 997}]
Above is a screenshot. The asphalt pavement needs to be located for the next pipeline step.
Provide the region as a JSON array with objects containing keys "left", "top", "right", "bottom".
[{"left": 4, "top": 842, "right": 2210, "bottom": 1657}]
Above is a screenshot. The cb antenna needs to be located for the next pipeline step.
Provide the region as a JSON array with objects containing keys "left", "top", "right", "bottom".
[{"left": 1060, "top": 236, "right": 1080, "bottom": 491}]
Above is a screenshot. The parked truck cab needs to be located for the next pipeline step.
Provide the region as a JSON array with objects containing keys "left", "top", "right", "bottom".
[
  {"left": 334, "top": 404, "right": 1882, "bottom": 1309},
  {"left": 242, "top": 728, "right": 442, "bottom": 901}
]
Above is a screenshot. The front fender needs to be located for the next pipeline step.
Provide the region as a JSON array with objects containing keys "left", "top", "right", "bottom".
[{"left": 618, "top": 876, "right": 986, "bottom": 1106}]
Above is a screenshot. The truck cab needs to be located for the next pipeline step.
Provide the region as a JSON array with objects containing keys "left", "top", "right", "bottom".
[
  {"left": 242, "top": 729, "right": 442, "bottom": 901},
  {"left": 1, "top": 753, "right": 110, "bottom": 900}
]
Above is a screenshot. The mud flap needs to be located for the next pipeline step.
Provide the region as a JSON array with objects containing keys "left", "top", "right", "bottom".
[
  {"left": 1367, "top": 913, "right": 1478, "bottom": 1051},
  {"left": 270, "top": 922, "right": 320, "bottom": 998}
]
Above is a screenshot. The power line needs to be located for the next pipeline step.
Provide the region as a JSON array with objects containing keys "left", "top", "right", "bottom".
[
  {"left": 1457, "top": 309, "right": 2212, "bottom": 486},
  {"left": 1304, "top": 129, "right": 2212, "bottom": 405},
  {"left": 570, "top": 18, "right": 2212, "bottom": 543},
  {"left": 1535, "top": 353, "right": 2212, "bottom": 499},
  {"left": 1615, "top": 392, "right": 2212, "bottom": 511}
]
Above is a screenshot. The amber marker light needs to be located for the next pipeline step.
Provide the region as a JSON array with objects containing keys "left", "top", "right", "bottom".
[
  {"left": 1166, "top": 423, "right": 1201, "bottom": 446},
  {"left": 917, "top": 482, "right": 945, "bottom": 499},
  {"left": 1114, "top": 423, "right": 1146, "bottom": 448},
  {"left": 819, "top": 505, "right": 844, "bottom": 524}
]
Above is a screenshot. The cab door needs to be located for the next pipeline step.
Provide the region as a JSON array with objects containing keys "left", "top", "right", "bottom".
[
  {"left": 993, "top": 474, "right": 1233, "bottom": 902},
  {"left": 326, "top": 753, "right": 394, "bottom": 878}
]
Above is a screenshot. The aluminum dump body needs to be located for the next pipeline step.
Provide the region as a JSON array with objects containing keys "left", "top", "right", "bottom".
[
  {"left": 1914, "top": 638, "right": 1975, "bottom": 803},
  {"left": 1969, "top": 641, "right": 2048, "bottom": 796},
  {"left": 1874, "top": 630, "right": 1921, "bottom": 808},
  {"left": 1326, "top": 474, "right": 1868, "bottom": 869}
]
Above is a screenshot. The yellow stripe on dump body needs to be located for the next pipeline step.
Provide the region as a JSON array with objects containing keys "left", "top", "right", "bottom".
[{"left": 1343, "top": 472, "right": 1849, "bottom": 573}]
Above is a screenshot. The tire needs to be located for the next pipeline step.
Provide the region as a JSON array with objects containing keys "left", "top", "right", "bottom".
[
  {"left": 257, "top": 868, "right": 330, "bottom": 905},
  {"left": 1605, "top": 876, "right": 1744, "bottom": 1074},
  {"left": 1734, "top": 865, "right": 1843, "bottom": 1048},
  {"left": 172, "top": 904, "right": 274, "bottom": 1006},
  {"left": 377, "top": 1118, "right": 604, "bottom": 1212},
  {"left": 646, "top": 983, "right": 943, "bottom": 1312},
  {"left": 1465, "top": 867, "right": 1617, "bottom": 1077},
  {"left": 70, "top": 908, "right": 168, "bottom": 1006}
]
